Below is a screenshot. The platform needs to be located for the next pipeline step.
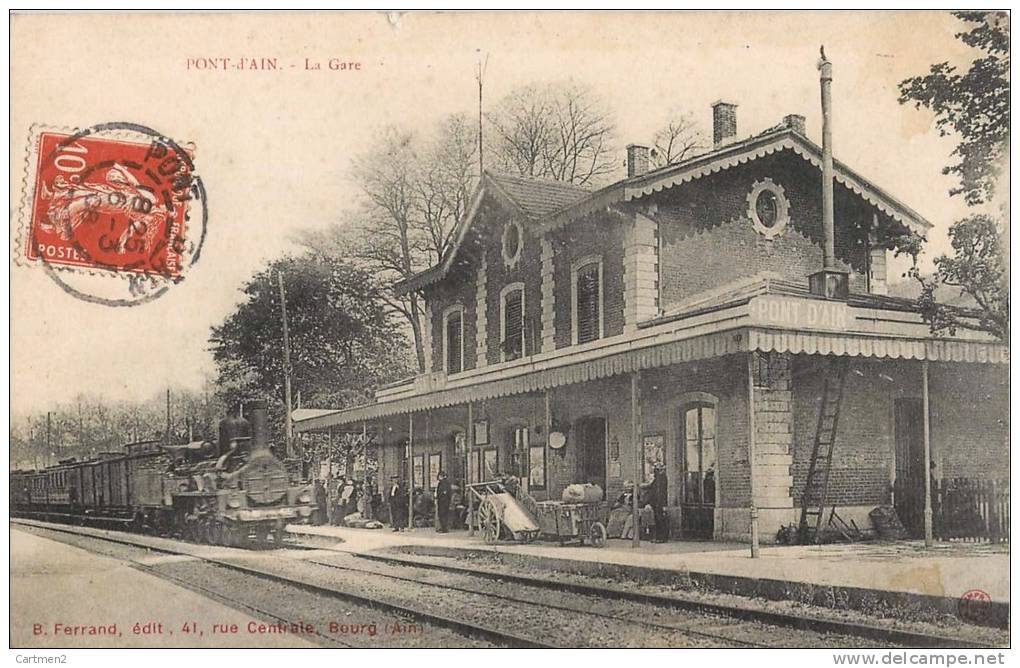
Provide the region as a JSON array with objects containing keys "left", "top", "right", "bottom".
[
  {"left": 289, "top": 523, "right": 1010, "bottom": 625},
  {"left": 11, "top": 528, "right": 318, "bottom": 648}
]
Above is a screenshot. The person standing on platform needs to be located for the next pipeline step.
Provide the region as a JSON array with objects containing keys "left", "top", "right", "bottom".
[
  {"left": 434, "top": 471, "right": 452, "bottom": 533},
  {"left": 388, "top": 475, "right": 408, "bottom": 531},
  {"left": 650, "top": 463, "right": 669, "bottom": 543},
  {"left": 313, "top": 479, "right": 327, "bottom": 526}
]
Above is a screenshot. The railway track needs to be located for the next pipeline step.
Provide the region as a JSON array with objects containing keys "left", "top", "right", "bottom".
[
  {"left": 13, "top": 519, "right": 1001, "bottom": 648},
  {"left": 12, "top": 520, "right": 532, "bottom": 648},
  {"left": 302, "top": 540, "right": 1002, "bottom": 649},
  {"left": 15, "top": 520, "right": 759, "bottom": 647}
]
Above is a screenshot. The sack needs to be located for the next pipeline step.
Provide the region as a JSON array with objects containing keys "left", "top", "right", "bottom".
[
  {"left": 868, "top": 505, "right": 906, "bottom": 540},
  {"left": 562, "top": 483, "right": 604, "bottom": 503}
]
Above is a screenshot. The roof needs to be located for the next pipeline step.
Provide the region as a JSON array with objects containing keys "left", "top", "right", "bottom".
[
  {"left": 397, "top": 127, "right": 933, "bottom": 295},
  {"left": 394, "top": 171, "right": 590, "bottom": 294},
  {"left": 538, "top": 127, "right": 933, "bottom": 234},
  {"left": 485, "top": 172, "right": 591, "bottom": 218}
]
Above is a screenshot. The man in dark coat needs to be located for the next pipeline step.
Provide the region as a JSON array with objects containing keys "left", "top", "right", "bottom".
[
  {"left": 388, "top": 475, "right": 408, "bottom": 531},
  {"left": 650, "top": 464, "right": 669, "bottom": 543},
  {"left": 434, "top": 471, "right": 452, "bottom": 533},
  {"left": 313, "top": 479, "right": 327, "bottom": 526}
]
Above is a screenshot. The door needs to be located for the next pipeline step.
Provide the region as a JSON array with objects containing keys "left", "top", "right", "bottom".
[
  {"left": 894, "top": 398, "right": 925, "bottom": 535},
  {"left": 575, "top": 417, "right": 607, "bottom": 493},
  {"left": 680, "top": 403, "right": 717, "bottom": 539}
]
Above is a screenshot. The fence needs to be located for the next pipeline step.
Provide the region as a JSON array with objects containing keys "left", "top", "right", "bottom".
[{"left": 893, "top": 477, "right": 1010, "bottom": 543}]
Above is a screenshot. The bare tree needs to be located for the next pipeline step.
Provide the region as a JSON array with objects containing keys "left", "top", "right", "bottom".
[
  {"left": 305, "top": 119, "right": 479, "bottom": 374},
  {"left": 486, "top": 81, "right": 617, "bottom": 186},
  {"left": 651, "top": 110, "right": 707, "bottom": 167}
]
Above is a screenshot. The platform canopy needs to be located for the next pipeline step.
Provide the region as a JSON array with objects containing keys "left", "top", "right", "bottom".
[{"left": 294, "top": 278, "right": 1007, "bottom": 433}]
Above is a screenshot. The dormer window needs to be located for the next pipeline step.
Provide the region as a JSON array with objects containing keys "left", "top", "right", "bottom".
[
  {"left": 500, "top": 283, "right": 525, "bottom": 362},
  {"left": 443, "top": 305, "right": 465, "bottom": 375},
  {"left": 572, "top": 256, "right": 603, "bottom": 345}
]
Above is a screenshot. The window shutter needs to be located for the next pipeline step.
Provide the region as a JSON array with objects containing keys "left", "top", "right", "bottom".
[
  {"left": 576, "top": 263, "right": 600, "bottom": 344},
  {"left": 504, "top": 289, "right": 523, "bottom": 360},
  {"left": 446, "top": 311, "right": 462, "bottom": 374}
]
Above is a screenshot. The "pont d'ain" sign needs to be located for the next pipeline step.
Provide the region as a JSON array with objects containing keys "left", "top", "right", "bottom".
[{"left": 750, "top": 295, "right": 851, "bottom": 332}]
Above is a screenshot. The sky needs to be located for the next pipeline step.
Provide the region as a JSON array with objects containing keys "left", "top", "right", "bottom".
[{"left": 9, "top": 11, "right": 991, "bottom": 418}]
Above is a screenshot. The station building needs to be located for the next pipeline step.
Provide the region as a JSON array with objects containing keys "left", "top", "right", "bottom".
[{"left": 295, "top": 99, "right": 1008, "bottom": 543}]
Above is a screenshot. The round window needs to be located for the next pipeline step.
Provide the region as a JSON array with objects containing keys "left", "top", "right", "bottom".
[
  {"left": 755, "top": 190, "right": 779, "bottom": 228},
  {"left": 746, "top": 179, "right": 790, "bottom": 239},
  {"left": 501, "top": 219, "right": 523, "bottom": 268}
]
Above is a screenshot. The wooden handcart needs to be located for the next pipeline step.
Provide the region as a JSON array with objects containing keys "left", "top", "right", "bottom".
[
  {"left": 534, "top": 501, "right": 608, "bottom": 547},
  {"left": 467, "top": 479, "right": 540, "bottom": 544},
  {"left": 467, "top": 478, "right": 607, "bottom": 548}
]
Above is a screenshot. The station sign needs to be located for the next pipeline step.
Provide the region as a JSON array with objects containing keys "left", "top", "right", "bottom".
[{"left": 749, "top": 294, "right": 851, "bottom": 332}]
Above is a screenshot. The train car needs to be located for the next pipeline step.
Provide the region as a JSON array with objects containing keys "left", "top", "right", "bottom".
[{"left": 10, "top": 401, "right": 317, "bottom": 547}]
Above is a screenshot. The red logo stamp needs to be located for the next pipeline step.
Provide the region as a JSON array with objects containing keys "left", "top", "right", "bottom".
[
  {"left": 26, "top": 129, "right": 197, "bottom": 278},
  {"left": 958, "top": 589, "right": 992, "bottom": 623}
]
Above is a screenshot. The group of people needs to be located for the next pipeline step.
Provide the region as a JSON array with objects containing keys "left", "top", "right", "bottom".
[
  {"left": 312, "top": 475, "right": 379, "bottom": 526},
  {"left": 608, "top": 463, "right": 670, "bottom": 542},
  {"left": 316, "top": 465, "right": 672, "bottom": 543},
  {"left": 385, "top": 470, "right": 456, "bottom": 532}
]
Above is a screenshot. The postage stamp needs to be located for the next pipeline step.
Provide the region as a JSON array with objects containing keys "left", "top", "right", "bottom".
[{"left": 17, "top": 122, "right": 207, "bottom": 306}]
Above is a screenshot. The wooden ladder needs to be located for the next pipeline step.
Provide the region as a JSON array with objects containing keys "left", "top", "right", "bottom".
[{"left": 798, "top": 356, "right": 850, "bottom": 543}]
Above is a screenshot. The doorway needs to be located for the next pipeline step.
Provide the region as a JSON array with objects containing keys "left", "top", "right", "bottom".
[
  {"left": 574, "top": 416, "right": 607, "bottom": 493},
  {"left": 894, "top": 398, "right": 925, "bottom": 535},
  {"left": 679, "top": 402, "right": 717, "bottom": 539}
]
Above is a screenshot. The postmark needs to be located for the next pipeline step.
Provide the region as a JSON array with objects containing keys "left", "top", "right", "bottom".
[
  {"left": 957, "top": 589, "right": 992, "bottom": 624},
  {"left": 17, "top": 122, "right": 207, "bottom": 306}
]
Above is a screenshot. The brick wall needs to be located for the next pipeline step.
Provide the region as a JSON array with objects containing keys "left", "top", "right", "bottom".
[
  {"left": 641, "top": 355, "right": 750, "bottom": 508},
  {"left": 551, "top": 211, "right": 627, "bottom": 349},
  {"left": 483, "top": 205, "right": 544, "bottom": 365},
  {"left": 931, "top": 363, "right": 1010, "bottom": 479},
  {"left": 655, "top": 150, "right": 872, "bottom": 308},
  {"left": 792, "top": 357, "right": 918, "bottom": 508},
  {"left": 426, "top": 271, "right": 477, "bottom": 374}
]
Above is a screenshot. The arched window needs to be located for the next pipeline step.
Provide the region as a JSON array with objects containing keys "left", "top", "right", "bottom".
[
  {"left": 571, "top": 256, "right": 603, "bottom": 345},
  {"left": 443, "top": 305, "right": 465, "bottom": 375},
  {"left": 500, "top": 283, "right": 525, "bottom": 362}
]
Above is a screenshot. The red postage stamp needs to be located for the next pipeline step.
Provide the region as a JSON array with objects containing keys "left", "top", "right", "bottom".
[{"left": 22, "top": 125, "right": 202, "bottom": 282}]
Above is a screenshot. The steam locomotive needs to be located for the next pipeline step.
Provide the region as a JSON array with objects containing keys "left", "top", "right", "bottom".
[{"left": 10, "top": 401, "right": 316, "bottom": 547}]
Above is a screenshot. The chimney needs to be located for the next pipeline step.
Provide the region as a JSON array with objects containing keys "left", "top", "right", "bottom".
[
  {"left": 784, "top": 114, "right": 806, "bottom": 135},
  {"left": 808, "top": 46, "right": 849, "bottom": 299},
  {"left": 711, "top": 100, "right": 738, "bottom": 148},
  {"left": 627, "top": 144, "right": 650, "bottom": 177}
]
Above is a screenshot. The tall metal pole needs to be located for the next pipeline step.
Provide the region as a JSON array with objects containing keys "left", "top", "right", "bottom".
[
  {"left": 631, "top": 373, "right": 641, "bottom": 547},
  {"left": 408, "top": 413, "right": 415, "bottom": 530},
  {"left": 922, "top": 361, "right": 933, "bottom": 547},
  {"left": 747, "top": 354, "right": 760, "bottom": 558},
  {"left": 475, "top": 54, "right": 488, "bottom": 177},
  {"left": 467, "top": 401, "right": 475, "bottom": 536},
  {"left": 277, "top": 271, "right": 294, "bottom": 458},
  {"left": 818, "top": 46, "right": 836, "bottom": 270},
  {"left": 46, "top": 412, "right": 52, "bottom": 462},
  {"left": 362, "top": 421, "right": 369, "bottom": 487}
]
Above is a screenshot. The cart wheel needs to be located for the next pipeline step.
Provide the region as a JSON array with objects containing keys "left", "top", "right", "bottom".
[
  {"left": 478, "top": 499, "right": 501, "bottom": 544},
  {"left": 589, "top": 521, "right": 608, "bottom": 548}
]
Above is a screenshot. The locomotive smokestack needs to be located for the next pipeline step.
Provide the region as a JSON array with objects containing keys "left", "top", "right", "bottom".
[{"left": 249, "top": 400, "right": 270, "bottom": 453}]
